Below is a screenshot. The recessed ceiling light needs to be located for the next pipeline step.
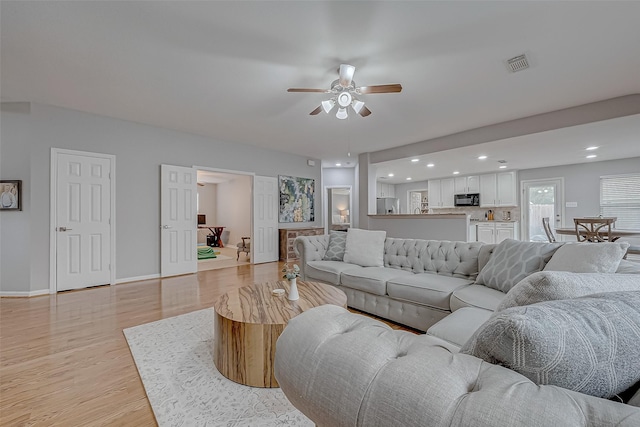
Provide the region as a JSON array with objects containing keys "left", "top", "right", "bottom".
[
  {"left": 585, "top": 146, "right": 599, "bottom": 151},
  {"left": 586, "top": 154, "right": 597, "bottom": 159},
  {"left": 335, "top": 163, "right": 341, "bottom": 166},
  {"left": 406, "top": 177, "right": 412, "bottom": 181},
  {"left": 411, "top": 158, "right": 419, "bottom": 162},
  {"left": 478, "top": 155, "right": 488, "bottom": 160},
  {"left": 426, "top": 163, "right": 435, "bottom": 168},
  {"left": 453, "top": 171, "right": 460, "bottom": 175},
  {"left": 388, "top": 173, "right": 394, "bottom": 177},
  {"left": 499, "top": 165, "right": 507, "bottom": 169}
]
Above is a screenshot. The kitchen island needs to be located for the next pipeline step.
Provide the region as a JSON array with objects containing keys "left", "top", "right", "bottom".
[{"left": 368, "top": 214, "right": 469, "bottom": 241}]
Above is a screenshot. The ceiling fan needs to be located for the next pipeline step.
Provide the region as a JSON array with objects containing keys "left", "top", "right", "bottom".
[{"left": 287, "top": 64, "right": 402, "bottom": 119}]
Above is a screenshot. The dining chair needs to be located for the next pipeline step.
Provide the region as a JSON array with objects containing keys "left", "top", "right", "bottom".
[
  {"left": 237, "top": 236, "right": 250, "bottom": 260},
  {"left": 573, "top": 217, "right": 615, "bottom": 242},
  {"left": 542, "top": 217, "right": 556, "bottom": 243}
]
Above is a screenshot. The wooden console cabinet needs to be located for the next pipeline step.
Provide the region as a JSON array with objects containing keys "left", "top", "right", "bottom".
[{"left": 279, "top": 227, "right": 324, "bottom": 261}]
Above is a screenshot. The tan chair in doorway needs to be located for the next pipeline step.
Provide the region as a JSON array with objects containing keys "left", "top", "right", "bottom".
[
  {"left": 237, "top": 237, "right": 250, "bottom": 260},
  {"left": 542, "top": 217, "right": 556, "bottom": 243}
]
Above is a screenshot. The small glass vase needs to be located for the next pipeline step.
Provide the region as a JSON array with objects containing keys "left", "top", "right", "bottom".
[{"left": 287, "top": 277, "right": 299, "bottom": 301}]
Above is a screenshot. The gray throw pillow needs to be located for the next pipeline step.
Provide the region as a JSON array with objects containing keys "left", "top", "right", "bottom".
[
  {"left": 323, "top": 230, "right": 347, "bottom": 261},
  {"left": 543, "top": 242, "right": 629, "bottom": 273},
  {"left": 496, "top": 271, "right": 640, "bottom": 311},
  {"left": 475, "top": 239, "right": 562, "bottom": 293},
  {"left": 461, "top": 291, "right": 640, "bottom": 399}
]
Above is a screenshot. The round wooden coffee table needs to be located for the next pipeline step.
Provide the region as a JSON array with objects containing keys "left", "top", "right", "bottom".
[{"left": 212, "top": 280, "right": 347, "bottom": 388}]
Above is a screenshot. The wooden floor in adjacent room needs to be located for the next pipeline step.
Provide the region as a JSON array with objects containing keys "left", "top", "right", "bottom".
[{"left": 0, "top": 262, "right": 414, "bottom": 426}]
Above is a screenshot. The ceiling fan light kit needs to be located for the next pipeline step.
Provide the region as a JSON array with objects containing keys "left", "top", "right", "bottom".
[{"left": 287, "top": 64, "right": 402, "bottom": 119}]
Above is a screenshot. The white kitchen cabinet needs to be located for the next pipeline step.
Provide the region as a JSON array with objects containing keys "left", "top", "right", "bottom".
[
  {"left": 496, "top": 172, "right": 516, "bottom": 206},
  {"left": 479, "top": 171, "right": 517, "bottom": 207},
  {"left": 428, "top": 178, "right": 454, "bottom": 208},
  {"left": 480, "top": 174, "right": 497, "bottom": 207},
  {"left": 468, "top": 224, "right": 477, "bottom": 242},
  {"left": 496, "top": 222, "right": 516, "bottom": 243},
  {"left": 454, "top": 175, "right": 479, "bottom": 194},
  {"left": 376, "top": 182, "right": 396, "bottom": 198},
  {"left": 440, "top": 178, "right": 455, "bottom": 208},
  {"left": 427, "top": 180, "right": 442, "bottom": 207},
  {"left": 476, "top": 222, "right": 518, "bottom": 244},
  {"left": 477, "top": 223, "right": 495, "bottom": 244}
]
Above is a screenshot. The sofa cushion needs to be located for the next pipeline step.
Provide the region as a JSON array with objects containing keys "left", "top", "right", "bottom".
[
  {"left": 323, "top": 230, "right": 347, "bottom": 261},
  {"left": 450, "top": 285, "right": 505, "bottom": 312},
  {"left": 496, "top": 271, "right": 640, "bottom": 311},
  {"left": 475, "top": 239, "right": 562, "bottom": 293},
  {"left": 387, "top": 274, "right": 473, "bottom": 311},
  {"left": 543, "top": 242, "right": 629, "bottom": 273},
  {"left": 461, "top": 291, "right": 640, "bottom": 399},
  {"left": 343, "top": 228, "right": 386, "bottom": 267},
  {"left": 306, "top": 261, "right": 363, "bottom": 285},
  {"left": 340, "top": 267, "right": 413, "bottom": 296},
  {"left": 427, "top": 307, "right": 493, "bottom": 349}
]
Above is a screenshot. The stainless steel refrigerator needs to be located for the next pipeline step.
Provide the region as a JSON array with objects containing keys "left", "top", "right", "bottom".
[{"left": 376, "top": 198, "right": 400, "bottom": 215}]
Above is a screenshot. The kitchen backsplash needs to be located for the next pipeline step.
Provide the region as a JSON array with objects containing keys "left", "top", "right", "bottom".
[{"left": 431, "top": 206, "right": 521, "bottom": 221}]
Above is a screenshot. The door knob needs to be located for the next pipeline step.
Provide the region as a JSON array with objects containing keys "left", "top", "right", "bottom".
[
  {"left": 57, "top": 227, "right": 72, "bottom": 232},
  {"left": 161, "top": 225, "right": 172, "bottom": 229}
]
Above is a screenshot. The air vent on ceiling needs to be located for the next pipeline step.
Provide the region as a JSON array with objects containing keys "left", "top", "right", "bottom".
[
  {"left": 506, "top": 54, "right": 529, "bottom": 73},
  {"left": 497, "top": 160, "right": 508, "bottom": 163},
  {"left": 379, "top": 176, "right": 388, "bottom": 179}
]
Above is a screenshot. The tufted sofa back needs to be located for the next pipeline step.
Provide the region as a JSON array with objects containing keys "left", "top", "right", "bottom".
[{"left": 383, "top": 238, "right": 485, "bottom": 279}]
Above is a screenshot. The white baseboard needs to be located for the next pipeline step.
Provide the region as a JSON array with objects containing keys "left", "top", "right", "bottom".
[
  {"left": 0, "top": 289, "right": 51, "bottom": 297},
  {"left": 115, "top": 274, "right": 160, "bottom": 285}
]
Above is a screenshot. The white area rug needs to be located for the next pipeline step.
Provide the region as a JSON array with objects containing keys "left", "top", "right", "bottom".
[{"left": 123, "top": 309, "right": 312, "bottom": 427}]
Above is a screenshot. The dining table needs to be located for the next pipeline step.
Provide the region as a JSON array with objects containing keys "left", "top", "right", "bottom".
[{"left": 554, "top": 227, "right": 640, "bottom": 241}]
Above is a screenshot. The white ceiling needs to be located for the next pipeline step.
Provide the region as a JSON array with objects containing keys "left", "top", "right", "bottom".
[{"left": 2, "top": 2, "right": 640, "bottom": 171}]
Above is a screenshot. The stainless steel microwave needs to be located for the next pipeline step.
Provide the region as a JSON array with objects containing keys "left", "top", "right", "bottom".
[{"left": 454, "top": 193, "right": 480, "bottom": 207}]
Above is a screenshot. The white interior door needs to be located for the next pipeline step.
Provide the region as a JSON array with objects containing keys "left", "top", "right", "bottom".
[
  {"left": 253, "top": 176, "right": 278, "bottom": 264},
  {"left": 161, "top": 165, "right": 197, "bottom": 277},
  {"left": 522, "top": 178, "right": 564, "bottom": 242},
  {"left": 55, "top": 151, "right": 113, "bottom": 291}
]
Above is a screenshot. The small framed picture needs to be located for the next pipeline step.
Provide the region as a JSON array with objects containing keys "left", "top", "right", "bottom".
[{"left": 0, "top": 180, "right": 22, "bottom": 211}]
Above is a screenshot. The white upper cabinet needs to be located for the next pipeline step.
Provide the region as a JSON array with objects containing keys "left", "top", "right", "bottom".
[
  {"left": 376, "top": 182, "right": 395, "bottom": 198},
  {"left": 467, "top": 175, "right": 480, "bottom": 193},
  {"left": 479, "top": 171, "right": 517, "bottom": 207},
  {"left": 480, "top": 174, "right": 497, "bottom": 207},
  {"left": 496, "top": 171, "right": 517, "bottom": 206},
  {"left": 454, "top": 175, "right": 479, "bottom": 194},
  {"left": 428, "top": 180, "right": 442, "bottom": 207},
  {"left": 440, "top": 178, "right": 455, "bottom": 208},
  {"left": 428, "top": 178, "right": 454, "bottom": 208}
]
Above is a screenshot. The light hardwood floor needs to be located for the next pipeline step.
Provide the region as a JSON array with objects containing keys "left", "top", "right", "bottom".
[{"left": 0, "top": 262, "right": 414, "bottom": 426}]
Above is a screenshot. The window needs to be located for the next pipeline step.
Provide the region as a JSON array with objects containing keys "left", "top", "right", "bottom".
[{"left": 600, "top": 173, "right": 640, "bottom": 229}]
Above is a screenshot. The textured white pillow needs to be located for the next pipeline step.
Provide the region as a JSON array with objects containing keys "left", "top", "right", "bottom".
[
  {"left": 543, "top": 242, "right": 629, "bottom": 273},
  {"left": 343, "top": 228, "right": 386, "bottom": 267}
]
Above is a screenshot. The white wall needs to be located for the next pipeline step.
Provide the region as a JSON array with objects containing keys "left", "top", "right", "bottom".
[
  {"left": 0, "top": 103, "right": 321, "bottom": 293},
  {"left": 518, "top": 157, "right": 640, "bottom": 227},
  {"left": 216, "top": 176, "right": 251, "bottom": 247}
]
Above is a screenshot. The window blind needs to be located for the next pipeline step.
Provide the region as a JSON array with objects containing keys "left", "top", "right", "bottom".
[{"left": 600, "top": 174, "right": 640, "bottom": 229}]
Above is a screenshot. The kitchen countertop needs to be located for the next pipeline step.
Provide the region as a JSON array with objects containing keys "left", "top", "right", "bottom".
[
  {"left": 369, "top": 214, "right": 467, "bottom": 219},
  {"left": 470, "top": 219, "right": 519, "bottom": 223}
]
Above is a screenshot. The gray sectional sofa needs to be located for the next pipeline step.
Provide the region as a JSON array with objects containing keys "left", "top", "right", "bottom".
[
  {"left": 295, "top": 232, "right": 638, "bottom": 334},
  {"left": 277, "top": 232, "right": 640, "bottom": 426}
]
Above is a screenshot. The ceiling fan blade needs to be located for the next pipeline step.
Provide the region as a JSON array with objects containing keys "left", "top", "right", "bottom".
[
  {"left": 357, "top": 84, "right": 403, "bottom": 94},
  {"left": 339, "top": 64, "right": 356, "bottom": 87},
  {"left": 287, "top": 88, "right": 330, "bottom": 93},
  {"left": 358, "top": 105, "right": 372, "bottom": 117},
  {"left": 309, "top": 105, "right": 323, "bottom": 115}
]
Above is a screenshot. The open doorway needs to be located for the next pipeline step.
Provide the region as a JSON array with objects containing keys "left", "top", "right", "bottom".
[
  {"left": 326, "top": 186, "right": 352, "bottom": 233},
  {"left": 196, "top": 170, "right": 252, "bottom": 271}
]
